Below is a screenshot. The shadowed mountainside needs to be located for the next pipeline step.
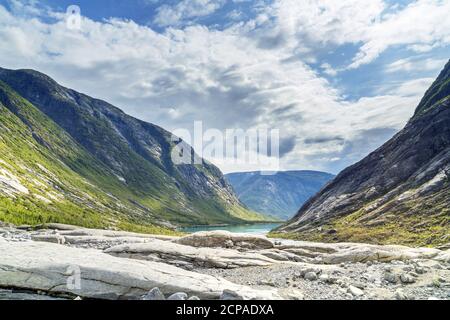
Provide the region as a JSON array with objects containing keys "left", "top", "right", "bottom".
[{"left": 276, "top": 60, "right": 450, "bottom": 247}]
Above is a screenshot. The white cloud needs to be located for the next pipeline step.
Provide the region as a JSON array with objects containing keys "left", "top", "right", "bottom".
[
  {"left": 227, "top": 9, "right": 244, "bottom": 21},
  {"left": 348, "top": 0, "right": 450, "bottom": 69},
  {"left": 249, "top": 0, "right": 450, "bottom": 70},
  {"left": 0, "top": 2, "right": 444, "bottom": 174},
  {"left": 320, "top": 63, "right": 338, "bottom": 76},
  {"left": 7, "top": 0, "right": 43, "bottom": 16},
  {"left": 385, "top": 57, "right": 448, "bottom": 73},
  {"left": 154, "top": 0, "right": 226, "bottom": 27},
  {"left": 386, "top": 77, "right": 435, "bottom": 97}
]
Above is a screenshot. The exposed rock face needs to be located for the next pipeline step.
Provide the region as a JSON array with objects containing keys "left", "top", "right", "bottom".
[
  {"left": 226, "top": 171, "right": 334, "bottom": 220},
  {"left": 278, "top": 60, "right": 450, "bottom": 246},
  {"left": 0, "top": 238, "right": 280, "bottom": 300}
]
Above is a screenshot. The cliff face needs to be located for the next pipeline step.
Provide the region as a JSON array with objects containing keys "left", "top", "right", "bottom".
[
  {"left": 278, "top": 60, "right": 450, "bottom": 246},
  {"left": 0, "top": 67, "right": 267, "bottom": 231}
]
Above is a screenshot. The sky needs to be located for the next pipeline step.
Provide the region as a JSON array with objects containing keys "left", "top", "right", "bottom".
[{"left": 0, "top": 0, "right": 449, "bottom": 174}]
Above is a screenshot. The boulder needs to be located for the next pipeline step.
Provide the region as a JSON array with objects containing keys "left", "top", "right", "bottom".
[
  {"left": 400, "top": 273, "right": 416, "bottom": 284},
  {"left": 319, "top": 274, "right": 329, "bottom": 282},
  {"left": 143, "top": 287, "right": 165, "bottom": 300},
  {"left": 384, "top": 272, "right": 398, "bottom": 284},
  {"left": 304, "top": 272, "right": 318, "bottom": 281},
  {"left": 175, "top": 231, "right": 274, "bottom": 250},
  {"left": 168, "top": 292, "right": 188, "bottom": 300},
  {"left": 220, "top": 289, "right": 244, "bottom": 300},
  {"left": 348, "top": 285, "right": 364, "bottom": 297}
]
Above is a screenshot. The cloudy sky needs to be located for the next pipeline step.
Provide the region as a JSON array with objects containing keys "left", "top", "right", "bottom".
[{"left": 0, "top": 0, "right": 449, "bottom": 174}]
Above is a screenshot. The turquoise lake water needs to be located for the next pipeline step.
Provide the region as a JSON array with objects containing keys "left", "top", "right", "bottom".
[{"left": 181, "top": 223, "right": 282, "bottom": 235}]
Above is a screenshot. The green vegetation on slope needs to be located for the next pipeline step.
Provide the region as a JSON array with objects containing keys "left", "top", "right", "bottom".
[
  {"left": 0, "top": 67, "right": 270, "bottom": 227},
  {"left": 414, "top": 60, "right": 450, "bottom": 117},
  {"left": 0, "top": 81, "right": 180, "bottom": 235},
  {"left": 270, "top": 187, "right": 450, "bottom": 247},
  {"left": 0, "top": 79, "right": 268, "bottom": 234}
]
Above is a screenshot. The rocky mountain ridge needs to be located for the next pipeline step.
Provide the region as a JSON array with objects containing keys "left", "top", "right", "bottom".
[{"left": 276, "top": 60, "right": 450, "bottom": 246}]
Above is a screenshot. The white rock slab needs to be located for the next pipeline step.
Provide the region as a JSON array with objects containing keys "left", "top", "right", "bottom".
[
  {"left": 105, "top": 239, "right": 277, "bottom": 269},
  {"left": 0, "top": 240, "right": 280, "bottom": 300},
  {"left": 273, "top": 239, "right": 442, "bottom": 264}
]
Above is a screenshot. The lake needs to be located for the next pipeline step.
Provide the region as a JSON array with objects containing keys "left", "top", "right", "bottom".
[{"left": 181, "top": 223, "right": 282, "bottom": 235}]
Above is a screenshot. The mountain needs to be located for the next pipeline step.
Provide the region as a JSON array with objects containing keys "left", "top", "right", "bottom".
[
  {"left": 0, "top": 67, "right": 268, "bottom": 233},
  {"left": 276, "top": 60, "right": 450, "bottom": 247},
  {"left": 226, "top": 171, "right": 334, "bottom": 220}
]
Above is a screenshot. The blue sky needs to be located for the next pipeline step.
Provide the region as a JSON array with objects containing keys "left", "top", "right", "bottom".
[{"left": 0, "top": 0, "right": 449, "bottom": 174}]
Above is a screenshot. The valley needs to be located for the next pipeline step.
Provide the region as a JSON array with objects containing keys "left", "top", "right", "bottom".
[
  {"left": 226, "top": 171, "right": 334, "bottom": 220},
  {"left": 0, "top": 57, "right": 449, "bottom": 302}
]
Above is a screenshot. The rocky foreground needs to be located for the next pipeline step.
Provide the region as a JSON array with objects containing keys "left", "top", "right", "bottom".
[{"left": 0, "top": 222, "right": 449, "bottom": 300}]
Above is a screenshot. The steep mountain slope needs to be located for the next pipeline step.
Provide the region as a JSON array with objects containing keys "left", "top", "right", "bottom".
[
  {"left": 0, "top": 67, "right": 268, "bottom": 231},
  {"left": 226, "top": 171, "right": 334, "bottom": 220},
  {"left": 276, "top": 60, "right": 450, "bottom": 246}
]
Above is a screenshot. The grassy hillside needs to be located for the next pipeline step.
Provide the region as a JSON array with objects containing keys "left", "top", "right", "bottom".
[{"left": 0, "top": 76, "right": 268, "bottom": 233}]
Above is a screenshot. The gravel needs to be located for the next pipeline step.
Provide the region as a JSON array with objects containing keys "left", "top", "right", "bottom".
[{"left": 196, "top": 261, "right": 450, "bottom": 300}]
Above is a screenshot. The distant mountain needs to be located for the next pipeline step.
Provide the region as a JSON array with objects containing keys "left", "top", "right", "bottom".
[
  {"left": 0, "top": 67, "right": 268, "bottom": 233},
  {"left": 277, "top": 60, "right": 450, "bottom": 247},
  {"left": 226, "top": 171, "right": 334, "bottom": 220}
]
